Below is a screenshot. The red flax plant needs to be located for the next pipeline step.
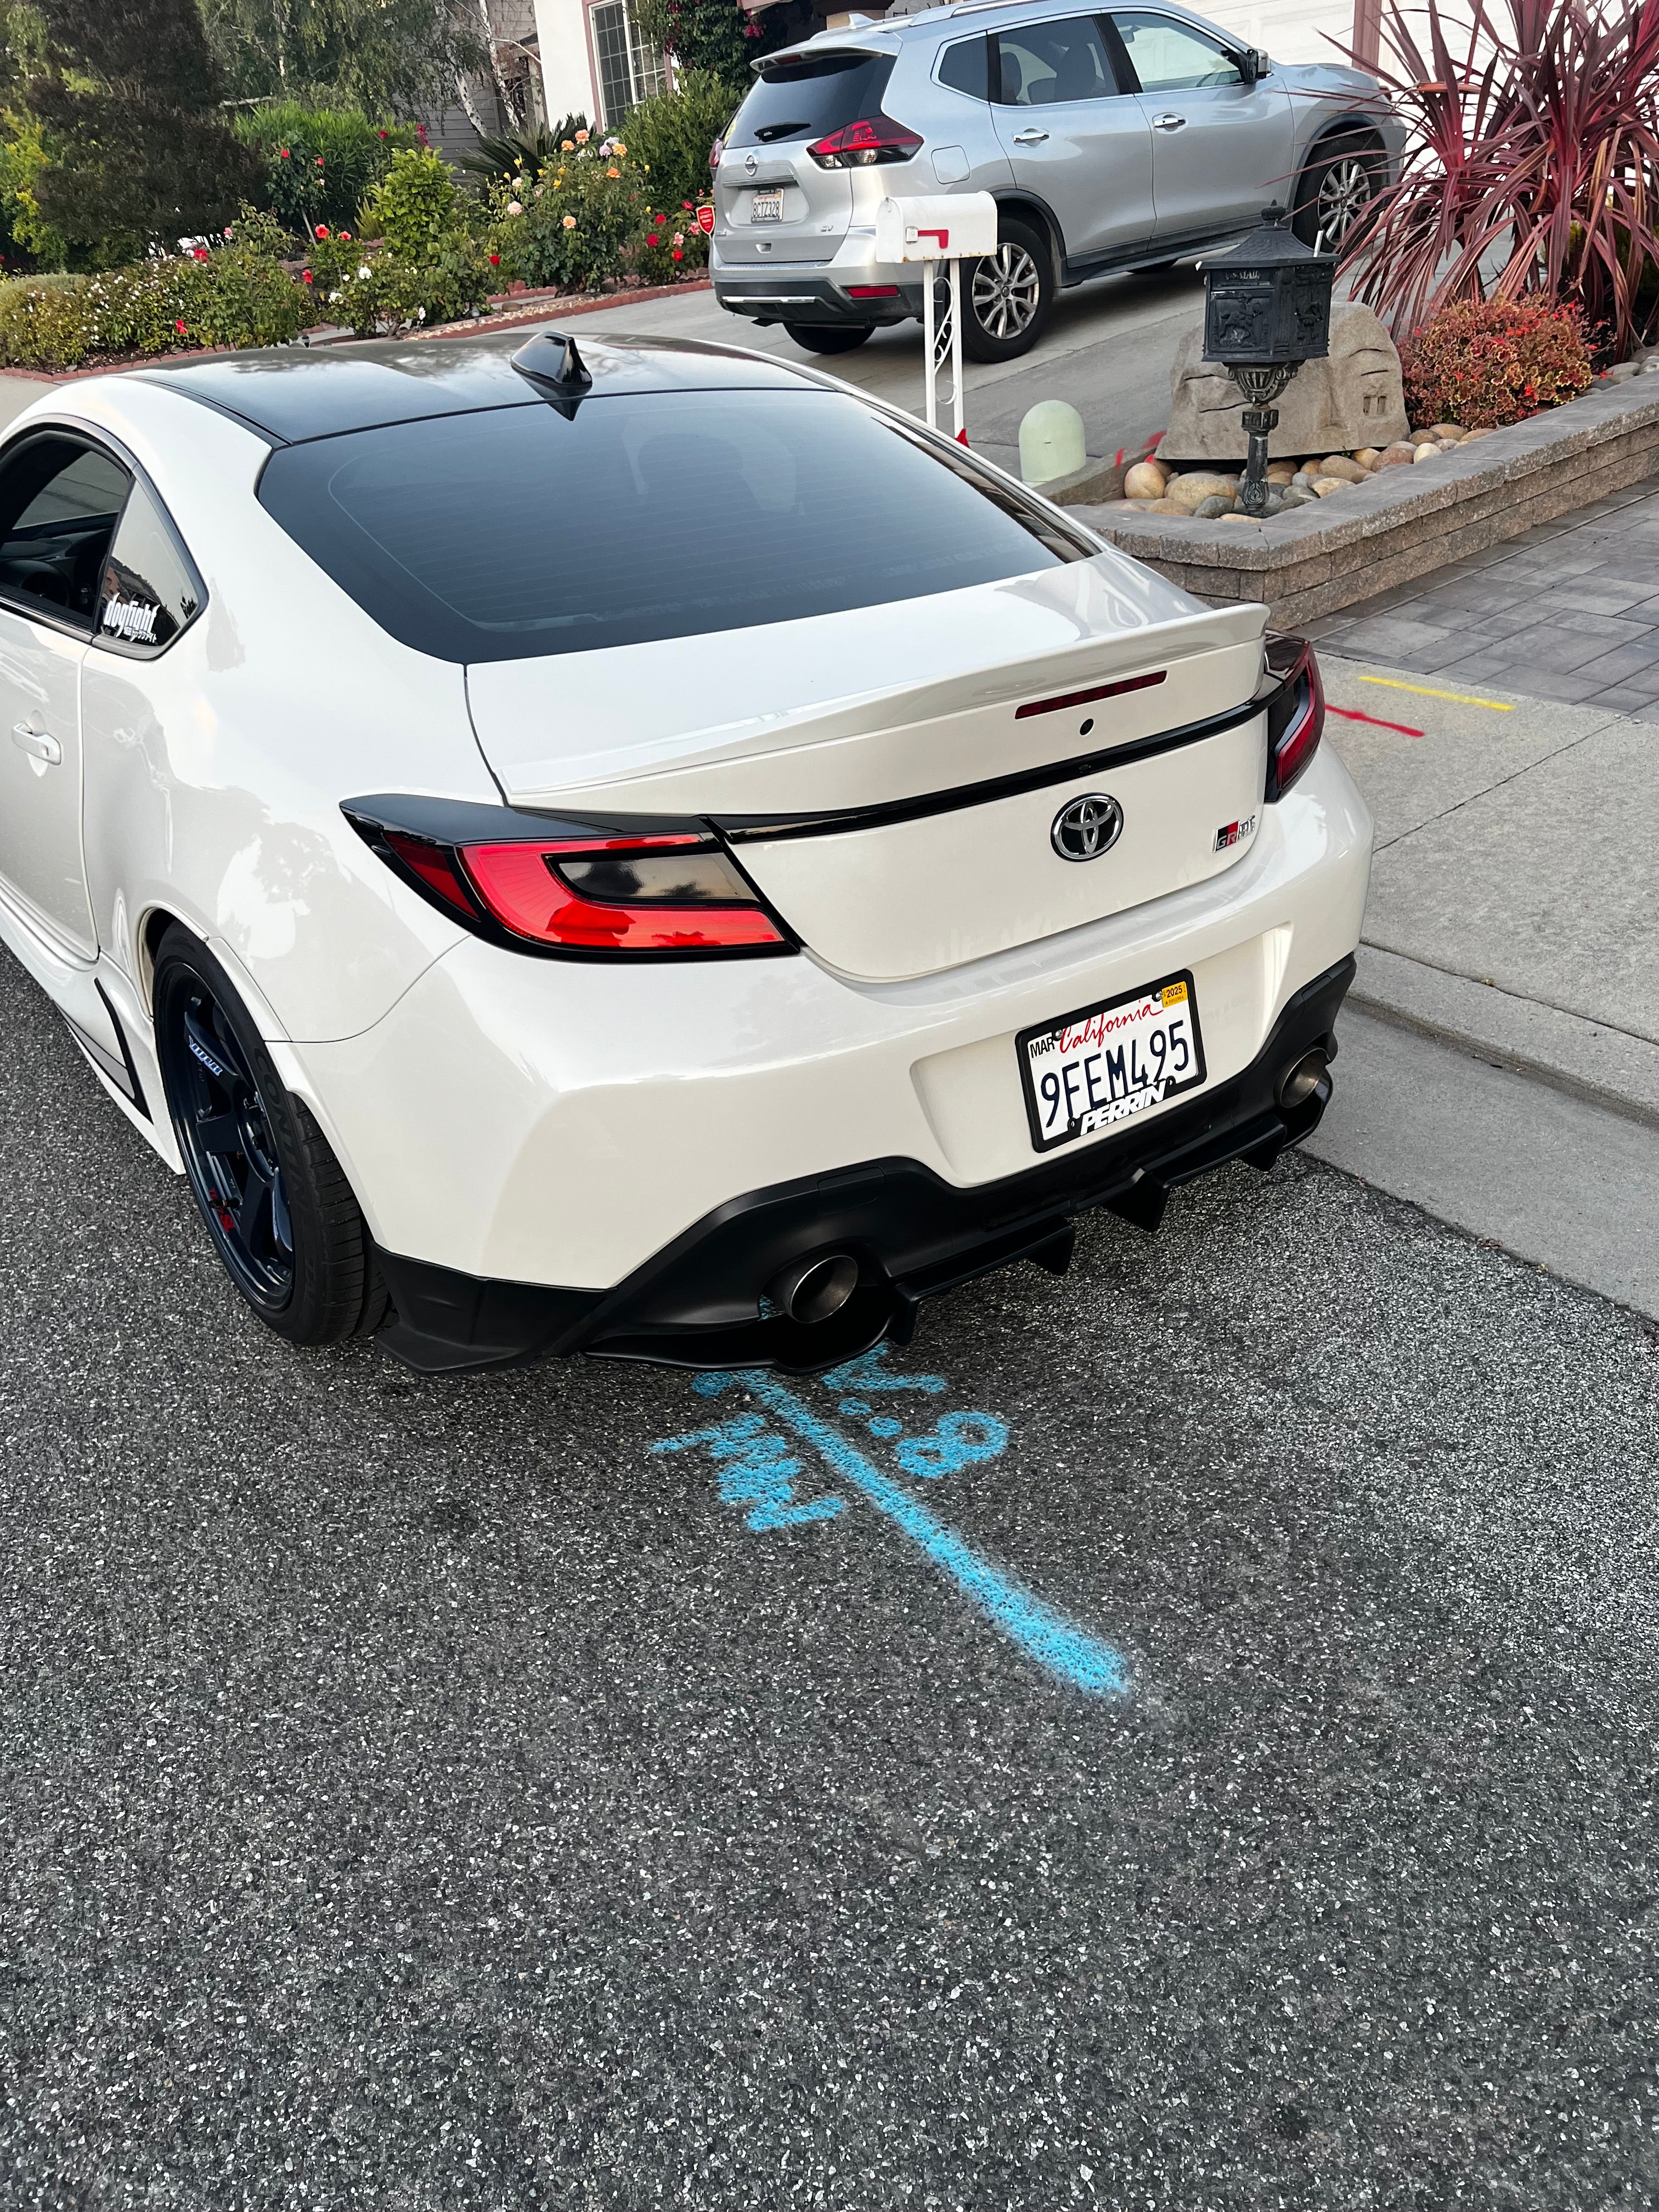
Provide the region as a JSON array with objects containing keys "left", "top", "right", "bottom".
[{"left": 1336, "top": 0, "right": 1659, "bottom": 360}]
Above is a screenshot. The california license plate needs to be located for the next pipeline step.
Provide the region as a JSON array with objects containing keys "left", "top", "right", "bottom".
[
  {"left": 1017, "top": 972, "right": 1206, "bottom": 1153},
  {"left": 749, "top": 188, "right": 785, "bottom": 223}
]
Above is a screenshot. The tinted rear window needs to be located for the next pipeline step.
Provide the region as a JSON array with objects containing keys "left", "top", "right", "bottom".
[
  {"left": 257, "top": 389, "right": 1087, "bottom": 663},
  {"left": 728, "top": 52, "right": 895, "bottom": 146}
]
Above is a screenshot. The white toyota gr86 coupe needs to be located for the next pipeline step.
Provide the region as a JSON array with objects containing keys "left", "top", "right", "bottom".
[{"left": 0, "top": 328, "right": 1369, "bottom": 1373}]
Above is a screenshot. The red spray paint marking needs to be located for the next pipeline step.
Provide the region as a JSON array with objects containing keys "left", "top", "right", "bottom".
[{"left": 1327, "top": 703, "right": 1424, "bottom": 738}]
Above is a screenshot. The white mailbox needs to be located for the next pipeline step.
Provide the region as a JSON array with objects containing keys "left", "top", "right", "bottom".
[
  {"left": 874, "top": 191, "right": 1000, "bottom": 264},
  {"left": 873, "top": 193, "right": 1000, "bottom": 444}
]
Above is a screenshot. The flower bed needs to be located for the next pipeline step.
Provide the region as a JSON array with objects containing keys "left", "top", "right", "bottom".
[{"left": 0, "top": 131, "right": 715, "bottom": 373}]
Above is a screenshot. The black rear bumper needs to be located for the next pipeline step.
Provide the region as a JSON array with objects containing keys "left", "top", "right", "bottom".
[
  {"left": 375, "top": 955, "right": 1354, "bottom": 1377},
  {"left": 713, "top": 278, "right": 923, "bottom": 328}
]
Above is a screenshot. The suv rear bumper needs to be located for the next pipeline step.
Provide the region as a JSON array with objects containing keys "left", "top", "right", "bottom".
[
  {"left": 374, "top": 954, "right": 1353, "bottom": 1377},
  {"left": 713, "top": 275, "right": 924, "bottom": 328}
]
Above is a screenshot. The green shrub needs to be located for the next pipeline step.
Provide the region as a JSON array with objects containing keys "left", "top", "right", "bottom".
[
  {"left": 610, "top": 72, "right": 731, "bottom": 215},
  {"left": 0, "top": 216, "right": 312, "bottom": 368},
  {"left": 235, "top": 105, "right": 417, "bottom": 236},
  {"left": 359, "top": 146, "right": 462, "bottom": 259},
  {"left": 1402, "top": 299, "right": 1595, "bottom": 430},
  {"left": 300, "top": 223, "right": 492, "bottom": 336}
]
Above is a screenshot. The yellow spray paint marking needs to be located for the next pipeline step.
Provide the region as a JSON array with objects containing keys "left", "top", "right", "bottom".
[{"left": 1357, "top": 675, "right": 1516, "bottom": 712}]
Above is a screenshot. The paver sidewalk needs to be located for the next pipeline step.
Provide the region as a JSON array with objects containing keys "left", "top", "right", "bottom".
[{"left": 1305, "top": 477, "right": 1659, "bottom": 715}]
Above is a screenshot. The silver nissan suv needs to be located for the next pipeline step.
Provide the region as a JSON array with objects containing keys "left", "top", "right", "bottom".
[{"left": 710, "top": 0, "right": 1403, "bottom": 362}]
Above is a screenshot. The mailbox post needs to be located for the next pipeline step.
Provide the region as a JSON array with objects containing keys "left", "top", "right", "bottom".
[
  {"left": 874, "top": 193, "right": 1000, "bottom": 444},
  {"left": 1201, "top": 203, "right": 1335, "bottom": 516}
]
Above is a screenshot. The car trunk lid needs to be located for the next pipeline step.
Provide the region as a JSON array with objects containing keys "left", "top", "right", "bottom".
[{"left": 465, "top": 563, "right": 1268, "bottom": 981}]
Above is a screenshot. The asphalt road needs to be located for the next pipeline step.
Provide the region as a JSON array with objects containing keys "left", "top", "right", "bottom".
[{"left": 4, "top": 945, "right": 1659, "bottom": 2209}]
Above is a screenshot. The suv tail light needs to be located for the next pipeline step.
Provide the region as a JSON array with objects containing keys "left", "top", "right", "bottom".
[
  {"left": 346, "top": 800, "right": 792, "bottom": 958},
  {"left": 1263, "top": 635, "right": 1325, "bottom": 800},
  {"left": 808, "top": 115, "right": 923, "bottom": 167}
]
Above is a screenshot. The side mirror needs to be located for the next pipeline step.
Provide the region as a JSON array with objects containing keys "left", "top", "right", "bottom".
[{"left": 1234, "top": 46, "right": 1266, "bottom": 83}]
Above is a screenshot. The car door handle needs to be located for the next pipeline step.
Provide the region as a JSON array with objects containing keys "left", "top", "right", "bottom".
[
  {"left": 1153, "top": 112, "right": 1187, "bottom": 131},
  {"left": 1011, "top": 128, "right": 1049, "bottom": 144},
  {"left": 12, "top": 721, "right": 61, "bottom": 765}
]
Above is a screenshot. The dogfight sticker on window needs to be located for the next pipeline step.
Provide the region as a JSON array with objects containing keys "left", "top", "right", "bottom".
[{"left": 100, "top": 595, "right": 161, "bottom": 645}]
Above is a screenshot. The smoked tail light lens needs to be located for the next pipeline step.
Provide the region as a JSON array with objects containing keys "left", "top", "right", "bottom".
[
  {"left": 808, "top": 116, "right": 924, "bottom": 167},
  {"left": 1263, "top": 634, "right": 1325, "bottom": 801},
  {"left": 359, "top": 812, "right": 792, "bottom": 957}
]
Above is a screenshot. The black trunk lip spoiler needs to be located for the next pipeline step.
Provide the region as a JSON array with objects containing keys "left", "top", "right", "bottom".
[{"left": 714, "top": 686, "right": 1271, "bottom": 845}]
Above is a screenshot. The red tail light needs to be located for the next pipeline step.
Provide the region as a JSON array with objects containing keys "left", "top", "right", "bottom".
[
  {"left": 359, "top": 810, "right": 791, "bottom": 958},
  {"left": 808, "top": 115, "right": 923, "bottom": 168},
  {"left": 463, "top": 839, "right": 785, "bottom": 952},
  {"left": 1263, "top": 635, "right": 1325, "bottom": 800}
]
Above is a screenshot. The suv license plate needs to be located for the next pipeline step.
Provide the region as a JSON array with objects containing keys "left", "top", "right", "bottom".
[
  {"left": 749, "top": 188, "right": 785, "bottom": 223},
  {"left": 1017, "top": 972, "right": 1206, "bottom": 1153}
]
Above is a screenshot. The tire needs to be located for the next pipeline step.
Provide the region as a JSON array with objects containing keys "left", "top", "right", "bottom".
[
  {"left": 153, "top": 924, "right": 386, "bottom": 1346},
  {"left": 961, "top": 215, "right": 1054, "bottom": 363},
  {"left": 1293, "top": 135, "right": 1385, "bottom": 252},
  {"left": 783, "top": 322, "right": 874, "bottom": 354}
]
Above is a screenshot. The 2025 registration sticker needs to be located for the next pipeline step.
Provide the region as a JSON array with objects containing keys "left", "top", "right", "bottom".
[{"left": 1016, "top": 970, "right": 1207, "bottom": 1153}]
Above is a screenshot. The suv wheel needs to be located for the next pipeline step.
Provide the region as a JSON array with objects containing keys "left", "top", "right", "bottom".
[
  {"left": 153, "top": 924, "right": 387, "bottom": 1345},
  {"left": 784, "top": 323, "right": 874, "bottom": 355},
  {"left": 962, "top": 216, "right": 1053, "bottom": 363},
  {"left": 1293, "top": 136, "right": 1385, "bottom": 251}
]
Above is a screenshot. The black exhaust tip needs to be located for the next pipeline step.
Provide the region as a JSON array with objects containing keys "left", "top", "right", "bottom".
[
  {"left": 1277, "top": 1047, "right": 1331, "bottom": 1111},
  {"left": 768, "top": 1252, "right": 860, "bottom": 1326}
]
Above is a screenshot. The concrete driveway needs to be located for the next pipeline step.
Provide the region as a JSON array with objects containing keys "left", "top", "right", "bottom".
[{"left": 565, "top": 265, "right": 1210, "bottom": 479}]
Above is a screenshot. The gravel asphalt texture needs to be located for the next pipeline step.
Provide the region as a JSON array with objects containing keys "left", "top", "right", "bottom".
[{"left": 3, "top": 945, "right": 1658, "bottom": 2211}]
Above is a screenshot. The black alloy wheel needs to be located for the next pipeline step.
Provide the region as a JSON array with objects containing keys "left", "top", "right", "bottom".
[
  {"left": 1293, "top": 136, "right": 1385, "bottom": 251},
  {"left": 961, "top": 216, "right": 1054, "bottom": 363},
  {"left": 783, "top": 322, "right": 875, "bottom": 354},
  {"left": 153, "top": 924, "right": 386, "bottom": 1345}
]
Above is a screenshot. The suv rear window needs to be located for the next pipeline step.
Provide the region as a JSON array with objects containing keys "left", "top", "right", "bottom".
[
  {"left": 257, "top": 388, "right": 1089, "bottom": 663},
  {"left": 727, "top": 51, "right": 895, "bottom": 146}
]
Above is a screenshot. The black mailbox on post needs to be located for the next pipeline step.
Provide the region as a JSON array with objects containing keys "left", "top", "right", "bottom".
[{"left": 1202, "top": 204, "right": 1335, "bottom": 513}]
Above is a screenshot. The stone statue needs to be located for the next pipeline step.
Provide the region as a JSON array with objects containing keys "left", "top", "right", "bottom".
[{"left": 1160, "top": 300, "right": 1409, "bottom": 463}]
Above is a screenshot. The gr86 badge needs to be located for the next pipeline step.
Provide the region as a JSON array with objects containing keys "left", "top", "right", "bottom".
[{"left": 1016, "top": 970, "right": 1207, "bottom": 1153}]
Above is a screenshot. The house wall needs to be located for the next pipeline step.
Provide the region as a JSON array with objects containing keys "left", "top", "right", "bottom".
[
  {"left": 534, "top": 0, "right": 603, "bottom": 127},
  {"left": 1195, "top": 1, "right": 1356, "bottom": 66}
]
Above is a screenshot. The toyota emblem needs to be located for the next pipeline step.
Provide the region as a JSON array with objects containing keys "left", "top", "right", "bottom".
[{"left": 1051, "top": 793, "right": 1123, "bottom": 861}]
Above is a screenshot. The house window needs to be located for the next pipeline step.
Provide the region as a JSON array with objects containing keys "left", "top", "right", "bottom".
[{"left": 590, "top": 1, "right": 666, "bottom": 126}]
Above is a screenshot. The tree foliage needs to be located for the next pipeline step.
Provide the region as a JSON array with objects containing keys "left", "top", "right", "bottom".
[
  {"left": 199, "top": 0, "right": 487, "bottom": 119},
  {"left": 631, "top": 0, "right": 813, "bottom": 94},
  {"left": 23, "top": 0, "right": 260, "bottom": 264}
]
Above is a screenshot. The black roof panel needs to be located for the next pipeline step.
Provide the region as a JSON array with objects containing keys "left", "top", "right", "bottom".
[{"left": 134, "top": 329, "right": 814, "bottom": 444}]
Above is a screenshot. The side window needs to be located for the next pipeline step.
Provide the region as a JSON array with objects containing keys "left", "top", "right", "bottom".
[
  {"left": 0, "top": 436, "right": 131, "bottom": 629},
  {"left": 94, "top": 478, "right": 204, "bottom": 654},
  {"left": 994, "top": 18, "right": 1121, "bottom": 106},
  {"left": 937, "top": 35, "right": 990, "bottom": 100},
  {"left": 1111, "top": 14, "right": 1244, "bottom": 91}
]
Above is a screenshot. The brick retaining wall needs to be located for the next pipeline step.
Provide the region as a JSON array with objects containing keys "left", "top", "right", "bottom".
[{"left": 1070, "top": 381, "right": 1659, "bottom": 628}]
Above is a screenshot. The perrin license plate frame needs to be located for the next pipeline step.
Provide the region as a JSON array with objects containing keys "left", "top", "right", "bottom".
[{"left": 1015, "top": 970, "right": 1207, "bottom": 1154}]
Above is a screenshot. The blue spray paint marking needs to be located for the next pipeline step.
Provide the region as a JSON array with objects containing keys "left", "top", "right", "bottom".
[
  {"left": 650, "top": 1410, "right": 843, "bottom": 1531},
  {"left": 658, "top": 1366, "right": 1127, "bottom": 1699}
]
